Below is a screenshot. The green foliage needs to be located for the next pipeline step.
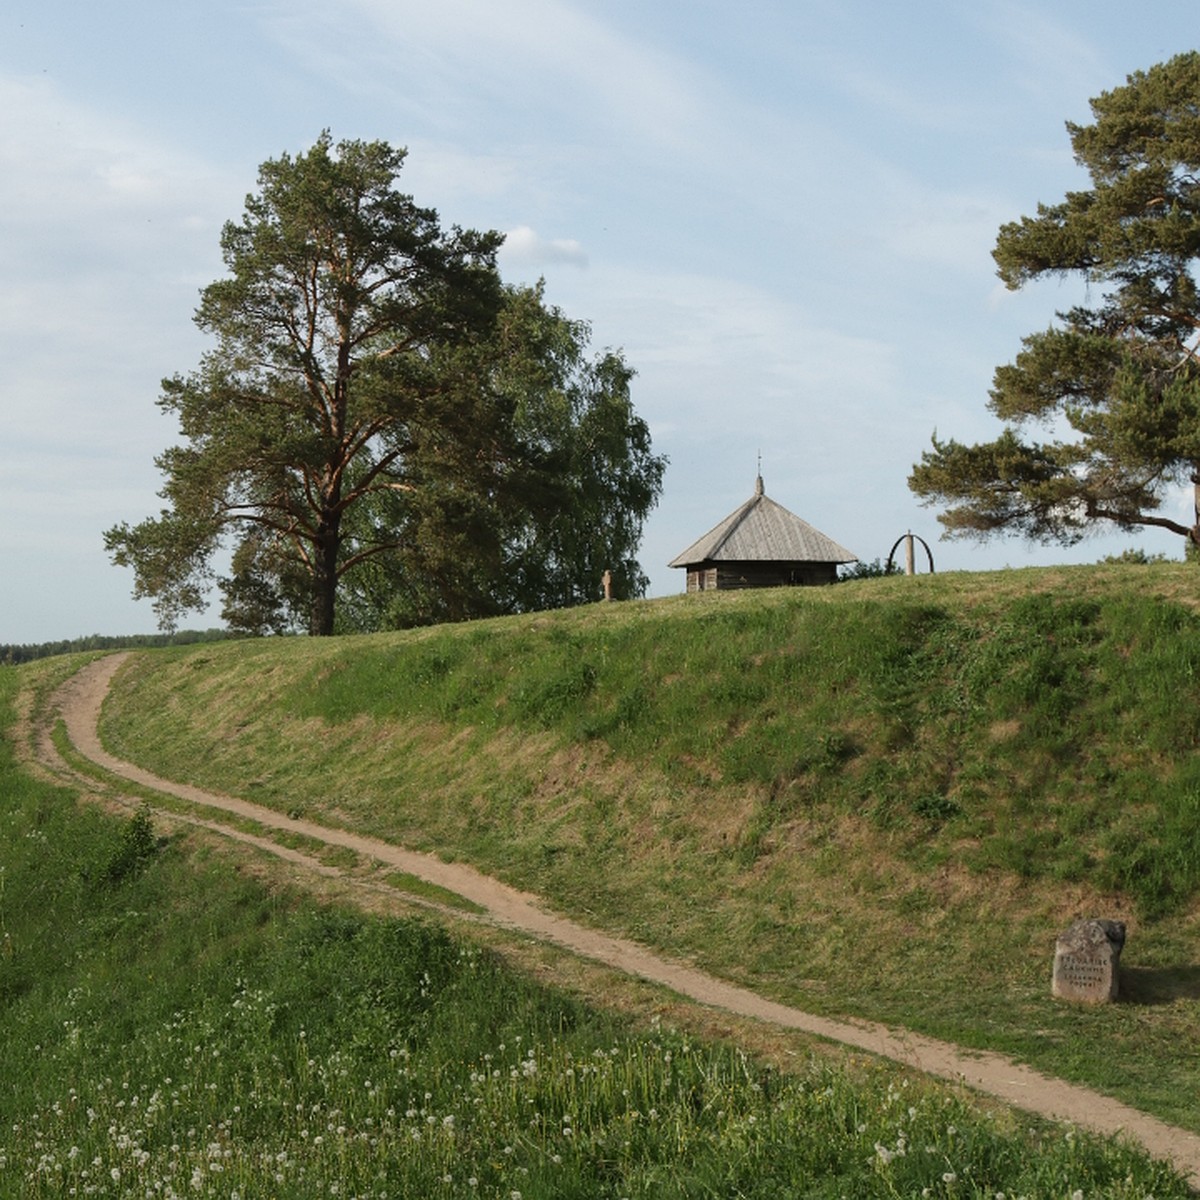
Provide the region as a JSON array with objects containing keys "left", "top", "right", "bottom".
[
  {"left": 1099, "top": 547, "right": 1173, "bottom": 564},
  {"left": 99, "top": 805, "right": 158, "bottom": 887},
  {"left": 105, "top": 137, "right": 664, "bottom": 638},
  {"left": 336, "top": 283, "right": 666, "bottom": 631},
  {"left": 838, "top": 557, "right": 901, "bottom": 579},
  {"left": 910, "top": 52, "right": 1200, "bottom": 552}
]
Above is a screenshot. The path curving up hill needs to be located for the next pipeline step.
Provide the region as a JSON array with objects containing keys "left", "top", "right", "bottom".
[{"left": 40, "top": 653, "right": 1200, "bottom": 1186}]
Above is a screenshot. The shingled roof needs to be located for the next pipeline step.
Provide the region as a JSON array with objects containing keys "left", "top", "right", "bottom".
[{"left": 669, "top": 475, "right": 856, "bottom": 568}]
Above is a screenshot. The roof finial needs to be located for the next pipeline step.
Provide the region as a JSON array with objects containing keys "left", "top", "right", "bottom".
[{"left": 755, "top": 451, "right": 764, "bottom": 496}]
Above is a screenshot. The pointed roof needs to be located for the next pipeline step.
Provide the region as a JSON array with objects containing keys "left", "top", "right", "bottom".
[{"left": 669, "top": 475, "right": 857, "bottom": 567}]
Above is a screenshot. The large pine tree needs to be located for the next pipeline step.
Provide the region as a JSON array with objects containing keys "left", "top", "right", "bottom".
[
  {"left": 909, "top": 53, "right": 1200, "bottom": 553},
  {"left": 106, "top": 135, "right": 664, "bottom": 634}
]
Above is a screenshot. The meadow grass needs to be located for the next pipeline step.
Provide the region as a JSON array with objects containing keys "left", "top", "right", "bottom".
[
  {"left": 1, "top": 666, "right": 1191, "bottom": 1197},
  {"left": 90, "top": 565, "right": 1200, "bottom": 1132}
]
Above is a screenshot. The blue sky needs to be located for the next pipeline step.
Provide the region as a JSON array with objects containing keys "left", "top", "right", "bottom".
[{"left": 2, "top": 1, "right": 1196, "bottom": 642}]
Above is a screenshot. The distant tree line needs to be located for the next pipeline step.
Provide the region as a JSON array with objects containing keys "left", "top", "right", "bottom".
[{"left": 0, "top": 629, "right": 230, "bottom": 666}]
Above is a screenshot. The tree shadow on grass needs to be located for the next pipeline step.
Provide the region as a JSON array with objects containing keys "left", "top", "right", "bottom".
[{"left": 1119, "top": 964, "right": 1200, "bottom": 1005}]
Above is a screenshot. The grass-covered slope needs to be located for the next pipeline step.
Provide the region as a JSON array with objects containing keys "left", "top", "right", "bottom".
[
  {"left": 96, "top": 564, "right": 1200, "bottom": 1132},
  {"left": 5, "top": 657, "right": 1193, "bottom": 1196}
]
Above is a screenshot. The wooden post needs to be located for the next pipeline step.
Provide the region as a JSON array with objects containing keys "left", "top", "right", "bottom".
[{"left": 602, "top": 569, "right": 613, "bottom": 601}]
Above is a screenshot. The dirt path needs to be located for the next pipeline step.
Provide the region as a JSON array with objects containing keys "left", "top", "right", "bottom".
[{"left": 41, "top": 653, "right": 1200, "bottom": 1185}]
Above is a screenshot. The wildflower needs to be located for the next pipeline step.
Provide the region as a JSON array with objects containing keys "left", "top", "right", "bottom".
[{"left": 943, "top": 1172, "right": 957, "bottom": 1184}]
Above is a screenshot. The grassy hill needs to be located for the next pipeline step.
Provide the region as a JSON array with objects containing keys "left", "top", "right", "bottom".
[
  {"left": 4, "top": 563, "right": 1200, "bottom": 1195},
  {"left": 96, "top": 564, "right": 1200, "bottom": 1116}
]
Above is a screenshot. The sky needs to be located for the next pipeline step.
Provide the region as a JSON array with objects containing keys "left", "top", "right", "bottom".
[{"left": 2, "top": 1, "right": 1197, "bottom": 642}]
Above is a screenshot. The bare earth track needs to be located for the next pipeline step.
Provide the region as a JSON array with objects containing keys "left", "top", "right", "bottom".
[{"left": 37, "top": 653, "right": 1200, "bottom": 1186}]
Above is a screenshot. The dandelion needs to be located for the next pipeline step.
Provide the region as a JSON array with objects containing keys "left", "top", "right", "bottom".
[{"left": 943, "top": 1172, "right": 958, "bottom": 1184}]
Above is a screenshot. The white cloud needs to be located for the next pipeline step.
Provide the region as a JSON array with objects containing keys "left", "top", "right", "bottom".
[
  {"left": 500, "top": 225, "right": 588, "bottom": 269},
  {"left": 0, "top": 69, "right": 239, "bottom": 390},
  {"left": 0, "top": 71, "right": 245, "bottom": 639}
]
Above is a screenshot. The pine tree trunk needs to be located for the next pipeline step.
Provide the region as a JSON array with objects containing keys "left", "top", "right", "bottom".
[
  {"left": 310, "top": 519, "right": 341, "bottom": 637},
  {"left": 1192, "top": 472, "right": 1200, "bottom": 548}
]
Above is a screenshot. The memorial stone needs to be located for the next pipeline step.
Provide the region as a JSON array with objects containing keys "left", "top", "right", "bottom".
[{"left": 1051, "top": 919, "right": 1125, "bottom": 1003}]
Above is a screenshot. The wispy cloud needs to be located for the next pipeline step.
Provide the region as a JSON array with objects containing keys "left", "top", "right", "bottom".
[
  {"left": 266, "top": 0, "right": 708, "bottom": 151},
  {"left": 569, "top": 265, "right": 899, "bottom": 442},
  {"left": 970, "top": 1, "right": 1107, "bottom": 114},
  {"left": 876, "top": 178, "right": 1012, "bottom": 273}
]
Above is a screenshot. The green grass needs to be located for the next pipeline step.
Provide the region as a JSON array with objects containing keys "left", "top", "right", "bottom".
[
  {"left": 86, "top": 564, "right": 1200, "bottom": 1134},
  {"left": 0, "top": 665, "right": 1190, "bottom": 1197},
  {"left": 49, "top": 715, "right": 485, "bottom": 914},
  {"left": 114, "top": 566, "right": 1200, "bottom": 917}
]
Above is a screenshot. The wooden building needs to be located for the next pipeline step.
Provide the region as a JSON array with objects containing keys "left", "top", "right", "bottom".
[{"left": 669, "top": 475, "right": 857, "bottom": 592}]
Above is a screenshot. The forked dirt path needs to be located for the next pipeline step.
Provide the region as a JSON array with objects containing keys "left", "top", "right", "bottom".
[{"left": 41, "top": 654, "right": 1200, "bottom": 1186}]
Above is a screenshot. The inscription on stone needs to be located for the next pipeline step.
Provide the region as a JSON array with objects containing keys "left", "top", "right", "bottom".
[{"left": 1051, "top": 919, "right": 1125, "bottom": 1004}]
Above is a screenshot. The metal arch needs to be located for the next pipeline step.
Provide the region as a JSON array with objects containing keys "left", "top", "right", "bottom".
[{"left": 886, "top": 532, "right": 935, "bottom": 575}]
